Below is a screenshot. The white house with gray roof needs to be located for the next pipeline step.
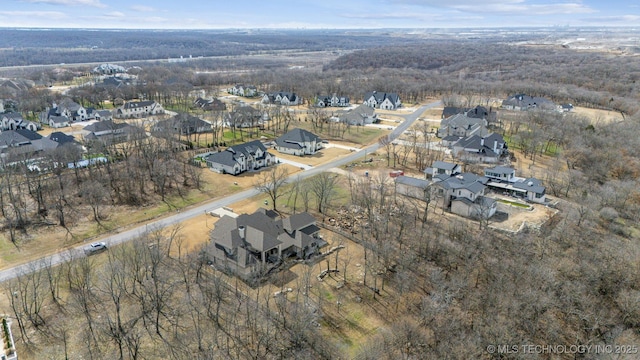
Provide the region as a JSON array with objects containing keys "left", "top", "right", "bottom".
[
  {"left": 262, "top": 91, "right": 302, "bottom": 106},
  {"left": 274, "top": 128, "right": 322, "bottom": 156},
  {"left": 205, "top": 140, "right": 276, "bottom": 175},
  {"left": 207, "top": 208, "right": 326, "bottom": 277},
  {"left": 115, "top": 100, "right": 164, "bottom": 119},
  {"left": 363, "top": 91, "right": 401, "bottom": 110}
]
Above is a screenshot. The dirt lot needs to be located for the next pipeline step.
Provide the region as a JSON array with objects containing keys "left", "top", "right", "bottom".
[{"left": 572, "top": 106, "right": 625, "bottom": 124}]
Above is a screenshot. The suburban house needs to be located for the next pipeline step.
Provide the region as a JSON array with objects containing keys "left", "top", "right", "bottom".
[
  {"left": 483, "top": 166, "right": 547, "bottom": 203},
  {"left": 207, "top": 208, "right": 326, "bottom": 277},
  {"left": 437, "top": 113, "right": 488, "bottom": 138},
  {"left": 194, "top": 97, "right": 226, "bottom": 111},
  {"left": 1, "top": 112, "right": 39, "bottom": 131},
  {"left": 205, "top": 140, "right": 276, "bottom": 175},
  {"left": 432, "top": 172, "right": 496, "bottom": 219},
  {"left": 336, "top": 104, "right": 378, "bottom": 126},
  {"left": 0, "top": 129, "right": 60, "bottom": 159},
  {"left": 395, "top": 175, "right": 431, "bottom": 200},
  {"left": 82, "top": 120, "right": 146, "bottom": 144},
  {"left": 228, "top": 84, "right": 259, "bottom": 97},
  {"left": 424, "top": 160, "right": 461, "bottom": 178},
  {"left": 224, "top": 106, "right": 267, "bottom": 128},
  {"left": 262, "top": 91, "right": 302, "bottom": 106},
  {"left": 153, "top": 113, "right": 211, "bottom": 135},
  {"left": 88, "top": 109, "right": 113, "bottom": 121},
  {"left": 363, "top": 91, "right": 402, "bottom": 110},
  {"left": 274, "top": 128, "right": 322, "bottom": 156},
  {"left": 115, "top": 100, "right": 165, "bottom": 119},
  {"left": 451, "top": 133, "right": 507, "bottom": 163},
  {"left": 502, "top": 94, "right": 556, "bottom": 111},
  {"left": 48, "top": 115, "right": 71, "bottom": 128},
  {"left": 47, "top": 131, "right": 83, "bottom": 151},
  {"left": 93, "top": 63, "right": 126, "bottom": 74},
  {"left": 44, "top": 99, "right": 88, "bottom": 122},
  {"left": 315, "top": 94, "right": 350, "bottom": 107},
  {"left": 442, "top": 106, "right": 496, "bottom": 121}
]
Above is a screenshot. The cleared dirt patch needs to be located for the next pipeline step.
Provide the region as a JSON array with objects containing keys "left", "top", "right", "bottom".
[{"left": 572, "top": 106, "right": 625, "bottom": 124}]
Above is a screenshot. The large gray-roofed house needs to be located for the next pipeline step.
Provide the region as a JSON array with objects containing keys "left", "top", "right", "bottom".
[
  {"left": 451, "top": 133, "right": 507, "bottom": 163},
  {"left": 207, "top": 209, "right": 326, "bottom": 277},
  {"left": 424, "top": 160, "right": 461, "bottom": 178},
  {"left": 437, "top": 113, "right": 488, "bottom": 138},
  {"left": 337, "top": 104, "right": 378, "bottom": 126},
  {"left": 274, "top": 128, "right": 322, "bottom": 156},
  {"left": 502, "top": 94, "right": 556, "bottom": 111},
  {"left": 205, "top": 140, "right": 275, "bottom": 175}
]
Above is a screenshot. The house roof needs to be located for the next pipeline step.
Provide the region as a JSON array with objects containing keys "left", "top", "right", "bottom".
[
  {"left": 485, "top": 166, "right": 514, "bottom": 175},
  {"left": 48, "top": 132, "right": 77, "bottom": 145},
  {"left": 49, "top": 115, "right": 70, "bottom": 124},
  {"left": 205, "top": 140, "right": 269, "bottom": 167},
  {"left": 442, "top": 135, "right": 461, "bottom": 142},
  {"left": 395, "top": 175, "right": 430, "bottom": 189},
  {"left": 123, "top": 100, "right": 156, "bottom": 109},
  {"left": 340, "top": 103, "right": 376, "bottom": 124},
  {"left": 452, "top": 135, "right": 498, "bottom": 157},
  {"left": 275, "top": 128, "right": 320, "bottom": 149},
  {"left": 211, "top": 209, "right": 319, "bottom": 253},
  {"left": 502, "top": 94, "right": 555, "bottom": 109},
  {"left": 436, "top": 172, "right": 487, "bottom": 193},
  {"left": 364, "top": 91, "right": 400, "bottom": 104},
  {"left": 512, "top": 178, "right": 545, "bottom": 194},
  {"left": 466, "top": 106, "right": 490, "bottom": 119},
  {"left": 442, "top": 107, "right": 469, "bottom": 118},
  {"left": 432, "top": 161, "right": 459, "bottom": 171},
  {"left": 441, "top": 113, "right": 486, "bottom": 131}
]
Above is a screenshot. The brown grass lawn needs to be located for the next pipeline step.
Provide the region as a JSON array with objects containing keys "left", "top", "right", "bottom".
[
  {"left": 274, "top": 147, "right": 351, "bottom": 167},
  {"left": 572, "top": 106, "right": 625, "bottom": 124}
]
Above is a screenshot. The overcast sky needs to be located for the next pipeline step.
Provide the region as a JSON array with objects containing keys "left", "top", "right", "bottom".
[{"left": 0, "top": 0, "right": 638, "bottom": 29}]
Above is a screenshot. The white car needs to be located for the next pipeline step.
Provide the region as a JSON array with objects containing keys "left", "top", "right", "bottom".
[{"left": 84, "top": 242, "right": 107, "bottom": 255}]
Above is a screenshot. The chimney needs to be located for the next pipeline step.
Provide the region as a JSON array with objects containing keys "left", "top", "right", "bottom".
[
  {"left": 480, "top": 137, "right": 485, "bottom": 146},
  {"left": 238, "top": 226, "right": 246, "bottom": 240},
  {"left": 494, "top": 140, "right": 498, "bottom": 152}
]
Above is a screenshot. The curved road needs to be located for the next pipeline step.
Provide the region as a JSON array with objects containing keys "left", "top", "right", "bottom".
[{"left": 0, "top": 101, "right": 440, "bottom": 283}]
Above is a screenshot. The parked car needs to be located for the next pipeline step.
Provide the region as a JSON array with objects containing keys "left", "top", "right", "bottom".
[{"left": 84, "top": 242, "right": 107, "bottom": 255}]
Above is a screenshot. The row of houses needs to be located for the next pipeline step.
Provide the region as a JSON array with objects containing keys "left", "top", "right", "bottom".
[
  {"left": 204, "top": 128, "right": 322, "bottom": 175},
  {"left": 228, "top": 84, "right": 401, "bottom": 110}
]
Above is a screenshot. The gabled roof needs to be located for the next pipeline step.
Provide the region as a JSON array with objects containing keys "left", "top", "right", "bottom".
[
  {"left": 205, "top": 140, "right": 269, "bottom": 167},
  {"left": 395, "top": 175, "right": 430, "bottom": 189},
  {"left": 48, "top": 132, "right": 77, "bottom": 145},
  {"left": 364, "top": 91, "right": 399, "bottom": 104},
  {"left": 282, "top": 212, "right": 315, "bottom": 233},
  {"left": 49, "top": 115, "right": 70, "bottom": 124},
  {"left": 340, "top": 103, "right": 376, "bottom": 123},
  {"left": 432, "top": 161, "right": 459, "bottom": 171},
  {"left": 275, "top": 128, "right": 320, "bottom": 149},
  {"left": 123, "top": 100, "right": 156, "bottom": 109},
  {"left": 435, "top": 172, "right": 487, "bottom": 193}
]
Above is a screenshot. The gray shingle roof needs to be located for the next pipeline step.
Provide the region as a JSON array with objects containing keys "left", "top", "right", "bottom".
[
  {"left": 275, "top": 128, "right": 320, "bottom": 149},
  {"left": 395, "top": 175, "right": 430, "bottom": 188}
]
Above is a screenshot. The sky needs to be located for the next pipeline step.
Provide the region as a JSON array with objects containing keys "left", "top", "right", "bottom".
[{"left": 0, "top": 0, "right": 638, "bottom": 29}]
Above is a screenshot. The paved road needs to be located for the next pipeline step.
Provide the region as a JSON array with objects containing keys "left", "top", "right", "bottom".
[{"left": 0, "top": 100, "right": 440, "bottom": 283}]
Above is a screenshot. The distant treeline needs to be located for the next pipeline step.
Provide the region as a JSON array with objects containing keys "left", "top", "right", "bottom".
[{"left": 0, "top": 29, "right": 427, "bottom": 67}]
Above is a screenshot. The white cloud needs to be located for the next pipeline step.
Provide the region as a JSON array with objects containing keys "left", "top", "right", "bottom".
[
  {"left": 105, "top": 11, "right": 125, "bottom": 18},
  {"left": 130, "top": 5, "right": 155, "bottom": 12},
  {"left": 391, "top": 0, "right": 595, "bottom": 15},
  {"left": 20, "top": 0, "right": 106, "bottom": 8}
]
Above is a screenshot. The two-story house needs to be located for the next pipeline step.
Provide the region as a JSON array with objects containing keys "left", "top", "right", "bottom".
[
  {"left": 115, "top": 100, "right": 165, "bottom": 119},
  {"left": 274, "top": 128, "right": 323, "bottom": 156},
  {"left": 205, "top": 140, "right": 276, "bottom": 175},
  {"left": 432, "top": 172, "right": 496, "bottom": 219},
  {"left": 207, "top": 208, "right": 326, "bottom": 277},
  {"left": 450, "top": 133, "right": 507, "bottom": 163},
  {"left": 315, "top": 94, "right": 350, "bottom": 107},
  {"left": 363, "top": 91, "right": 401, "bottom": 110},
  {"left": 424, "top": 160, "right": 461, "bottom": 178},
  {"left": 228, "top": 84, "right": 259, "bottom": 97},
  {"left": 437, "top": 113, "right": 488, "bottom": 138},
  {"left": 483, "top": 166, "right": 546, "bottom": 203},
  {"left": 262, "top": 91, "right": 302, "bottom": 106},
  {"left": 337, "top": 104, "right": 378, "bottom": 126}
]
